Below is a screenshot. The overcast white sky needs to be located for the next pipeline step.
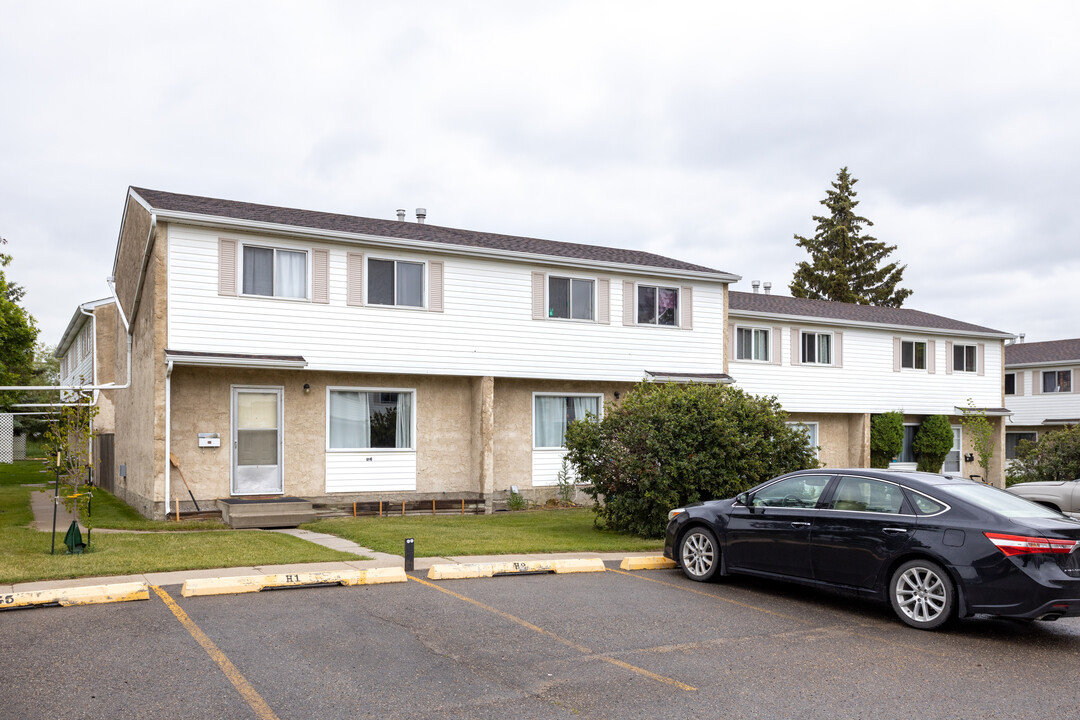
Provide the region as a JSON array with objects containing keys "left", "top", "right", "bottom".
[{"left": 2, "top": 1, "right": 1078, "bottom": 346}]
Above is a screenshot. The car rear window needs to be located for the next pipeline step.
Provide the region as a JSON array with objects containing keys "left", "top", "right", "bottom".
[{"left": 938, "top": 483, "right": 1063, "bottom": 518}]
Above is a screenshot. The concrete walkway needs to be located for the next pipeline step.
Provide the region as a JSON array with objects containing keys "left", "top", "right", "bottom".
[{"left": 29, "top": 488, "right": 84, "bottom": 533}]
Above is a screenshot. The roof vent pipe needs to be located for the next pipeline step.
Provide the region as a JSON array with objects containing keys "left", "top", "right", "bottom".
[
  {"left": 751, "top": 280, "right": 760, "bottom": 294},
  {"left": 1019, "top": 333, "right": 1026, "bottom": 343},
  {"left": 416, "top": 208, "right": 427, "bottom": 224},
  {"left": 763, "top": 282, "right": 772, "bottom": 295},
  {"left": 396, "top": 209, "right": 406, "bottom": 221}
]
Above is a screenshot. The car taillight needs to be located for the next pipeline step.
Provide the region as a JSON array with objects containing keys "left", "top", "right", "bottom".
[{"left": 984, "top": 532, "right": 1080, "bottom": 556}]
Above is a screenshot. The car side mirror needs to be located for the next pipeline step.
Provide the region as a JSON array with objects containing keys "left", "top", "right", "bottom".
[{"left": 736, "top": 492, "right": 754, "bottom": 512}]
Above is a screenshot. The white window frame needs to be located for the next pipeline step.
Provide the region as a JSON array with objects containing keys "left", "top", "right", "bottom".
[
  {"left": 892, "top": 423, "right": 920, "bottom": 466},
  {"left": 366, "top": 256, "right": 428, "bottom": 309},
  {"left": 799, "top": 331, "right": 834, "bottom": 365},
  {"left": 1041, "top": 369, "right": 1073, "bottom": 394},
  {"left": 532, "top": 392, "right": 604, "bottom": 450},
  {"left": 239, "top": 243, "right": 311, "bottom": 301},
  {"left": 735, "top": 325, "right": 771, "bottom": 362},
  {"left": 546, "top": 274, "right": 596, "bottom": 322},
  {"left": 635, "top": 283, "right": 680, "bottom": 327},
  {"left": 901, "top": 339, "right": 928, "bottom": 371},
  {"left": 786, "top": 421, "right": 819, "bottom": 459},
  {"left": 953, "top": 343, "right": 978, "bottom": 373},
  {"left": 325, "top": 386, "right": 417, "bottom": 452}
]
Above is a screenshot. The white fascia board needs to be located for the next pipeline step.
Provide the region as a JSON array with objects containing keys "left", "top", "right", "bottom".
[
  {"left": 155, "top": 210, "right": 740, "bottom": 285},
  {"left": 729, "top": 309, "right": 1014, "bottom": 340},
  {"left": 164, "top": 354, "right": 308, "bottom": 370},
  {"left": 55, "top": 298, "right": 113, "bottom": 357},
  {"left": 1005, "top": 360, "right": 1080, "bottom": 370}
]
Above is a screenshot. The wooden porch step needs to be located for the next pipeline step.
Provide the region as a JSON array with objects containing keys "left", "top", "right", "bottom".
[{"left": 218, "top": 496, "right": 316, "bottom": 529}]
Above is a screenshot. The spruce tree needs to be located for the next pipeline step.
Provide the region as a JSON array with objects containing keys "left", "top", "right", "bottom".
[{"left": 789, "top": 168, "right": 912, "bottom": 307}]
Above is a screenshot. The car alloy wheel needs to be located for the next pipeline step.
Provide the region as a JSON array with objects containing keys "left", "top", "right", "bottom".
[
  {"left": 890, "top": 560, "right": 955, "bottom": 630},
  {"left": 679, "top": 527, "right": 719, "bottom": 581}
]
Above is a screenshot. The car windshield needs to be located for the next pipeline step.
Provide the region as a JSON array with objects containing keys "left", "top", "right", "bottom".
[{"left": 938, "top": 483, "right": 1063, "bottom": 518}]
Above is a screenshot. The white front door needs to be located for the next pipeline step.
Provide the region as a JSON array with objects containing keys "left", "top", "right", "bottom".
[
  {"left": 942, "top": 426, "right": 962, "bottom": 474},
  {"left": 232, "top": 387, "right": 284, "bottom": 495}
]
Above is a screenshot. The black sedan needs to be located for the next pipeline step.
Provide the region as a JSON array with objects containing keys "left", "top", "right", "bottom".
[{"left": 663, "top": 468, "right": 1080, "bottom": 630}]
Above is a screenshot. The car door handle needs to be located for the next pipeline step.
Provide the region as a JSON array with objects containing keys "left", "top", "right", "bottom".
[
  {"left": 883, "top": 528, "right": 910, "bottom": 535},
  {"left": 791, "top": 521, "right": 811, "bottom": 528}
]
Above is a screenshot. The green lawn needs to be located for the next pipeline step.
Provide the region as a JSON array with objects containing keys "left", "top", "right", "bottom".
[
  {"left": 87, "top": 486, "right": 229, "bottom": 531},
  {"left": 304, "top": 508, "right": 663, "bottom": 557},
  {"left": 0, "top": 460, "right": 362, "bottom": 585}
]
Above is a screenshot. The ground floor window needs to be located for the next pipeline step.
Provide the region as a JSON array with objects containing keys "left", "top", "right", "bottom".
[
  {"left": 328, "top": 389, "right": 414, "bottom": 449},
  {"left": 895, "top": 424, "right": 919, "bottom": 464},
  {"left": 1005, "top": 432, "right": 1038, "bottom": 460},
  {"left": 786, "top": 421, "right": 819, "bottom": 458},
  {"left": 534, "top": 394, "right": 601, "bottom": 448}
]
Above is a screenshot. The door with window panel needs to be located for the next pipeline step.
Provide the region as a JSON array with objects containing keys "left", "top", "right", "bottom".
[{"left": 232, "top": 387, "right": 284, "bottom": 495}]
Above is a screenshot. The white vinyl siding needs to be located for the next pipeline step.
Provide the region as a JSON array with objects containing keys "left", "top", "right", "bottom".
[
  {"left": 325, "top": 453, "right": 417, "bottom": 492},
  {"left": 1005, "top": 368, "right": 1080, "bottom": 426},
  {"left": 730, "top": 321, "right": 1004, "bottom": 414},
  {"left": 167, "top": 225, "right": 727, "bottom": 381}
]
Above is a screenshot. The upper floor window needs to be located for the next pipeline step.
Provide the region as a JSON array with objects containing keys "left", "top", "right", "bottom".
[
  {"left": 637, "top": 285, "right": 679, "bottom": 326},
  {"left": 800, "top": 331, "right": 832, "bottom": 365},
  {"left": 953, "top": 344, "right": 977, "bottom": 373},
  {"left": 243, "top": 246, "right": 307, "bottom": 299},
  {"left": 1042, "top": 370, "right": 1072, "bottom": 393},
  {"left": 736, "top": 326, "right": 770, "bottom": 362},
  {"left": 901, "top": 340, "right": 927, "bottom": 370},
  {"left": 1004, "top": 373, "right": 1016, "bottom": 395},
  {"left": 368, "top": 258, "right": 424, "bottom": 308},
  {"left": 548, "top": 276, "right": 594, "bottom": 320}
]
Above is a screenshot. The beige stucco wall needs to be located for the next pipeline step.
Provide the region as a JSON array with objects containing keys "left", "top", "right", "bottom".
[
  {"left": 492, "top": 378, "right": 632, "bottom": 493},
  {"left": 168, "top": 368, "right": 482, "bottom": 506},
  {"left": 111, "top": 221, "right": 167, "bottom": 517},
  {"left": 786, "top": 412, "right": 870, "bottom": 468},
  {"left": 92, "top": 303, "right": 117, "bottom": 434}
]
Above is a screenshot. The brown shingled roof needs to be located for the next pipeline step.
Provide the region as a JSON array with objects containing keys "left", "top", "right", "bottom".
[
  {"left": 729, "top": 291, "right": 1008, "bottom": 336},
  {"left": 1005, "top": 338, "right": 1080, "bottom": 366},
  {"left": 131, "top": 187, "right": 733, "bottom": 277}
]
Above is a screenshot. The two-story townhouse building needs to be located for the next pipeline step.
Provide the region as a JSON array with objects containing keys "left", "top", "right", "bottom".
[
  {"left": 55, "top": 297, "right": 120, "bottom": 487},
  {"left": 728, "top": 290, "right": 1012, "bottom": 484},
  {"left": 107, "top": 187, "right": 739, "bottom": 518},
  {"left": 1004, "top": 338, "right": 1080, "bottom": 465}
]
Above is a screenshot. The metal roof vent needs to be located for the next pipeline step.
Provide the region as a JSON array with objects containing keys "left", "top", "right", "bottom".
[
  {"left": 396, "top": 209, "right": 406, "bottom": 221},
  {"left": 751, "top": 280, "right": 760, "bottom": 294},
  {"left": 416, "top": 208, "right": 427, "bottom": 224},
  {"left": 763, "top": 282, "right": 772, "bottom": 295}
]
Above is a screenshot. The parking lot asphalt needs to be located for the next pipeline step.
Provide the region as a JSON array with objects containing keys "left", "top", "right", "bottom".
[{"left": 4, "top": 564, "right": 1080, "bottom": 720}]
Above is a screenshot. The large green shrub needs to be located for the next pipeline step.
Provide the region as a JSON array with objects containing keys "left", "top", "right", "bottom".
[
  {"left": 870, "top": 411, "right": 904, "bottom": 468},
  {"left": 562, "top": 382, "right": 817, "bottom": 538},
  {"left": 1006, "top": 425, "right": 1080, "bottom": 486},
  {"left": 912, "top": 415, "right": 954, "bottom": 472}
]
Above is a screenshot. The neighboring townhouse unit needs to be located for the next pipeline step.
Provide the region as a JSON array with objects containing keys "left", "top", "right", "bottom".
[
  {"left": 106, "top": 187, "right": 738, "bottom": 518},
  {"left": 728, "top": 290, "right": 1013, "bottom": 484},
  {"left": 1004, "top": 338, "right": 1080, "bottom": 465},
  {"left": 55, "top": 297, "right": 121, "bottom": 487}
]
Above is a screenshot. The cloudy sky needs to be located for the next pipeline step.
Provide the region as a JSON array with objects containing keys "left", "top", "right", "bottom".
[{"left": 2, "top": 1, "right": 1078, "bottom": 345}]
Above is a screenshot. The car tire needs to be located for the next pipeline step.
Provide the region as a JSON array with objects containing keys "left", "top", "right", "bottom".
[
  {"left": 889, "top": 559, "right": 955, "bottom": 630},
  {"left": 679, "top": 526, "right": 720, "bottom": 582}
]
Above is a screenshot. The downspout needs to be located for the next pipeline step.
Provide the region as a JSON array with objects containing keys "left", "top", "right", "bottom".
[{"left": 165, "top": 360, "right": 173, "bottom": 519}]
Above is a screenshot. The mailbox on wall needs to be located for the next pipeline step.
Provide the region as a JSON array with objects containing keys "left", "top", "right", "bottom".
[{"left": 198, "top": 433, "right": 221, "bottom": 448}]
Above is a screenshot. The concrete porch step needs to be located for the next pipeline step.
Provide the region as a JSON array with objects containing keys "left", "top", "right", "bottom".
[{"left": 218, "top": 496, "right": 316, "bottom": 529}]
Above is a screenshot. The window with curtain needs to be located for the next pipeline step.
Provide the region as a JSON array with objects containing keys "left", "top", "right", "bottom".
[
  {"left": 534, "top": 395, "right": 600, "bottom": 448},
  {"left": 953, "top": 344, "right": 977, "bottom": 372},
  {"left": 548, "top": 276, "right": 594, "bottom": 320},
  {"left": 329, "top": 390, "right": 414, "bottom": 449},
  {"left": 242, "top": 246, "right": 307, "bottom": 298},
  {"left": 637, "top": 285, "right": 679, "bottom": 326},
  {"left": 801, "top": 331, "right": 832, "bottom": 364},
  {"left": 368, "top": 258, "right": 425, "bottom": 307},
  {"left": 1042, "top": 370, "right": 1072, "bottom": 393},
  {"left": 901, "top": 340, "right": 927, "bottom": 370},
  {"left": 736, "top": 327, "right": 770, "bottom": 361}
]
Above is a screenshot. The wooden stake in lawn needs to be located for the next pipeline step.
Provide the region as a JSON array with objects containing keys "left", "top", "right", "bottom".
[
  {"left": 169, "top": 453, "right": 201, "bottom": 512},
  {"left": 50, "top": 451, "right": 60, "bottom": 555}
]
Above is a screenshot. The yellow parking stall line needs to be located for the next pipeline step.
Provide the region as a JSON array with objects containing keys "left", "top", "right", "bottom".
[
  {"left": 151, "top": 586, "right": 281, "bottom": 720},
  {"left": 407, "top": 575, "right": 696, "bottom": 691}
]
